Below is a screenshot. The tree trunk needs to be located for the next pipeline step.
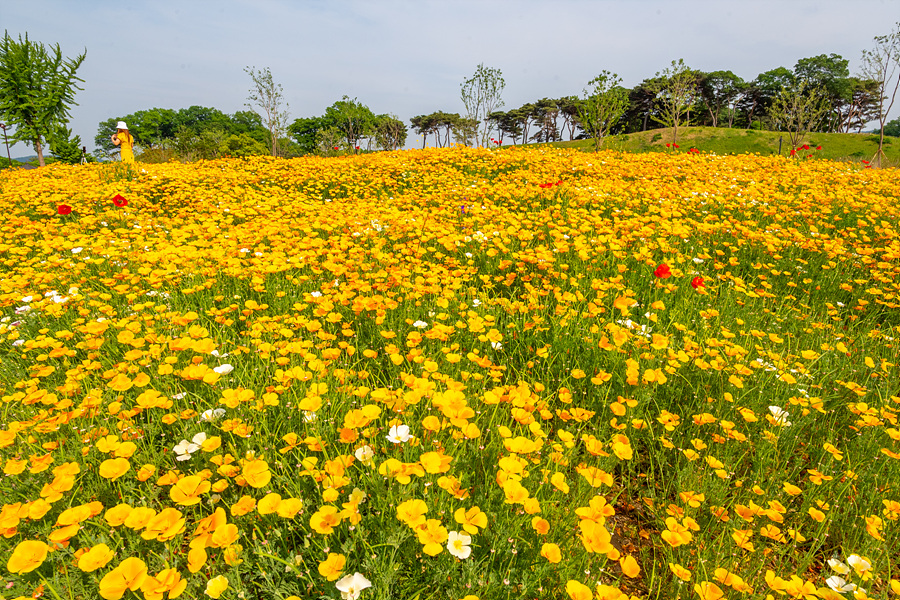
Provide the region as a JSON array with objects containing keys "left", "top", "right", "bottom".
[{"left": 35, "top": 140, "right": 45, "bottom": 167}]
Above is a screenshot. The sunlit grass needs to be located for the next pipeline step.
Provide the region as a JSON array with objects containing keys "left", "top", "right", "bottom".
[{"left": 0, "top": 147, "right": 898, "bottom": 600}]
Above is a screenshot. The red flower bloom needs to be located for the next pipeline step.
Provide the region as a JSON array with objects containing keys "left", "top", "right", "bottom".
[
  {"left": 802, "top": 144, "right": 810, "bottom": 150},
  {"left": 691, "top": 276, "right": 705, "bottom": 289},
  {"left": 654, "top": 263, "right": 672, "bottom": 279},
  {"left": 816, "top": 145, "right": 822, "bottom": 150},
  {"left": 57, "top": 205, "right": 72, "bottom": 216},
  {"left": 112, "top": 194, "right": 128, "bottom": 207},
  {"left": 673, "top": 143, "right": 680, "bottom": 148}
]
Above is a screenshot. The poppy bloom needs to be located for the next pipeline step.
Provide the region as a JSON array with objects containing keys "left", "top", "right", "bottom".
[
  {"left": 57, "top": 204, "right": 72, "bottom": 215},
  {"left": 691, "top": 276, "right": 705, "bottom": 289},
  {"left": 112, "top": 194, "right": 128, "bottom": 207},
  {"left": 654, "top": 263, "right": 672, "bottom": 279}
]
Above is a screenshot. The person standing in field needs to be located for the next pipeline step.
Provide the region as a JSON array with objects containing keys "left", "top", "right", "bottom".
[{"left": 111, "top": 121, "right": 135, "bottom": 163}]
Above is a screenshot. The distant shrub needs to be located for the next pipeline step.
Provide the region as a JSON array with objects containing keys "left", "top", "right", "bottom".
[{"left": 651, "top": 133, "right": 662, "bottom": 143}]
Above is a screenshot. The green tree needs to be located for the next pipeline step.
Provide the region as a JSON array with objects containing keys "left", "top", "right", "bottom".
[
  {"left": 882, "top": 116, "right": 900, "bottom": 137},
  {"left": 373, "top": 114, "right": 407, "bottom": 151},
  {"left": 245, "top": 66, "right": 290, "bottom": 157},
  {"left": 289, "top": 116, "right": 326, "bottom": 154},
  {"left": 699, "top": 70, "right": 745, "bottom": 128},
  {"left": 794, "top": 53, "right": 850, "bottom": 132},
  {"left": 736, "top": 67, "right": 794, "bottom": 129},
  {"left": 578, "top": 72, "right": 629, "bottom": 149},
  {"left": 861, "top": 23, "right": 900, "bottom": 166},
  {"left": 48, "top": 125, "right": 83, "bottom": 164},
  {"left": 768, "top": 80, "right": 831, "bottom": 150},
  {"left": 460, "top": 63, "right": 505, "bottom": 146},
  {"left": 0, "top": 32, "right": 86, "bottom": 167},
  {"left": 323, "top": 96, "right": 376, "bottom": 152},
  {"left": 646, "top": 59, "right": 700, "bottom": 143}
]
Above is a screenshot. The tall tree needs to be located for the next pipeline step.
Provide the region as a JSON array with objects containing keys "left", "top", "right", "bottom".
[
  {"left": 793, "top": 54, "right": 851, "bottom": 132},
  {"left": 323, "top": 96, "right": 376, "bottom": 152},
  {"left": 737, "top": 67, "right": 794, "bottom": 128},
  {"left": 289, "top": 116, "right": 326, "bottom": 155},
  {"left": 768, "top": 80, "right": 831, "bottom": 150},
  {"left": 373, "top": 114, "right": 407, "bottom": 151},
  {"left": 578, "top": 71, "right": 629, "bottom": 150},
  {"left": 460, "top": 63, "right": 505, "bottom": 146},
  {"left": 244, "top": 66, "right": 290, "bottom": 157},
  {"left": 0, "top": 32, "right": 86, "bottom": 167},
  {"left": 646, "top": 59, "right": 700, "bottom": 143},
  {"left": 556, "top": 96, "right": 582, "bottom": 141},
  {"left": 861, "top": 23, "right": 900, "bottom": 167},
  {"left": 699, "top": 71, "right": 745, "bottom": 128}
]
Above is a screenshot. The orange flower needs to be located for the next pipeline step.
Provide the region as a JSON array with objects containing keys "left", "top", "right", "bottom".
[
  {"left": 540, "top": 543, "right": 561, "bottom": 563},
  {"left": 565, "top": 579, "right": 593, "bottom": 600},
  {"left": 98, "top": 457, "right": 130, "bottom": 480},
  {"left": 77, "top": 543, "right": 115, "bottom": 572},
  {"left": 169, "top": 475, "right": 211, "bottom": 506},
  {"left": 7, "top": 539, "right": 49, "bottom": 573},
  {"left": 318, "top": 552, "right": 346, "bottom": 581},
  {"left": 242, "top": 459, "right": 272, "bottom": 488},
  {"left": 694, "top": 582, "right": 724, "bottom": 600},
  {"left": 310, "top": 505, "right": 342, "bottom": 535},
  {"left": 99, "top": 557, "right": 148, "bottom": 600}
]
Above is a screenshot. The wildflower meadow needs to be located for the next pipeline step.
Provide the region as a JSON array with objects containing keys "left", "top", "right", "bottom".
[{"left": 0, "top": 146, "right": 898, "bottom": 600}]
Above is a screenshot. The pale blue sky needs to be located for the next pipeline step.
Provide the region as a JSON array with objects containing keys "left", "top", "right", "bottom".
[{"left": 3, "top": 0, "right": 899, "bottom": 156}]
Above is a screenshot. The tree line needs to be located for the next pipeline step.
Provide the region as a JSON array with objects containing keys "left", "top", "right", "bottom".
[{"left": 1, "top": 26, "right": 899, "bottom": 166}]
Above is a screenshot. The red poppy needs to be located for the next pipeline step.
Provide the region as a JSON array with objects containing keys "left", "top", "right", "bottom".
[
  {"left": 654, "top": 263, "right": 672, "bottom": 279},
  {"left": 673, "top": 143, "right": 680, "bottom": 148},
  {"left": 57, "top": 205, "right": 72, "bottom": 216},
  {"left": 816, "top": 145, "right": 822, "bottom": 150},
  {"left": 691, "top": 276, "right": 705, "bottom": 289},
  {"left": 665, "top": 143, "right": 671, "bottom": 148},
  {"left": 112, "top": 194, "right": 128, "bottom": 207}
]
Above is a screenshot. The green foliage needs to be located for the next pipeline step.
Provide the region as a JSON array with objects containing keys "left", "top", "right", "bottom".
[
  {"left": 373, "top": 114, "right": 407, "bottom": 151},
  {"left": 578, "top": 71, "right": 629, "bottom": 150},
  {"left": 0, "top": 31, "right": 86, "bottom": 166},
  {"left": 48, "top": 125, "right": 84, "bottom": 164},
  {"left": 324, "top": 96, "right": 377, "bottom": 151},
  {"left": 883, "top": 117, "right": 900, "bottom": 137},
  {"left": 244, "top": 66, "right": 290, "bottom": 156},
  {"left": 645, "top": 59, "right": 701, "bottom": 143},
  {"left": 768, "top": 80, "right": 832, "bottom": 148},
  {"left": 460, "top": 63, "right": 506, "bottom": 146}
]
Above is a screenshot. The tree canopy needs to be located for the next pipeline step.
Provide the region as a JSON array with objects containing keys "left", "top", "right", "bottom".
[{"left": 0, "top": 31, "right": 86, "bottom": 166}]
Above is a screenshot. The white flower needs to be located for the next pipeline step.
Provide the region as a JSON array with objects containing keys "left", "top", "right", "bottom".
[
  {"left": 354, "top": 445, "right": 374, "bottom": 466},
  {"left": 303, "top": 411, "right": 317, "bottom": 423},
  {"left": 847, "top": 555, "right": 871, "bottom": 576},
  {"left": 310, "top": 291, "right": 322, "bottom": 298},
  {"left": 825, "top": 576, "right": 855, "bottom": 593},
  {"left": 173, "top": 439, "right": 200, "bottom": 461},
  {"left": 412, "top": 320, "right": 428, "bottom": 329},
  {"left": 828, "top": 558, "right": 850, "bottom": 575},
  {"left": 12, "top": 339, "right": 24, "bottom": 347},
  {"left": 213, "top": 364, "right": 234, "bottom": 375},
  {"left": 768, "top": 406, "right": 792, "bottom": 426},
  {"left": 386, "top": 424, "right": 411, "bottom": 444},
  {"left": 200, "top": 408, "right": 226, "bottom": 422},
  {"left": 447, "top": 531, "right": 472, "bottom": 559},
  {"left": 335, "top": 572, "right": 371, "bottom": 600},
  {"left": 71, "top": 247, "right": 83, "bottom": 254},
  {"left": 192, "top": 432, "right": 208, "bottom": 446},
  {"left": 21, "top": 296, "right": 32, "bottom": 302}
]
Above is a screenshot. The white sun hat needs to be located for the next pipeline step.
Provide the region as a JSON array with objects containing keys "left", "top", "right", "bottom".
[{"left": 116, "top": 121, "right": 128, "bottom": 130}]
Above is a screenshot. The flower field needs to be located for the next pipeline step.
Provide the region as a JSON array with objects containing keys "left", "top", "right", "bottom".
[{"left": 0, "top": 146, "right": 898, "bottom": 600}]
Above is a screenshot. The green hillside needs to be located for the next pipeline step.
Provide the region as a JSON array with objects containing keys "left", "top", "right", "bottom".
[{"left": 547, "top": 126, "right": 900, "bottom": 166}]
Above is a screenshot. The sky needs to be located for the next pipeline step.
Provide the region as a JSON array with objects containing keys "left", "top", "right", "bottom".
[{"left": 2, "top": 0, "right": 899, "bottom": 157}]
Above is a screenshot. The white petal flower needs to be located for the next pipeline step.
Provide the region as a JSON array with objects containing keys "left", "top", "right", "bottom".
[
  {"left": 386, "top": 424, "right": 411, "bottom": 444},
  {"left": 192, "top": 432, "right": 208, "bottom": 446},
  {"left": 447, "top": 531, "right": 472, "bottom": 559},
  {"left": 335, "top": 572, "right": 371, "bottom": 600},
  {"left": 173, "top": 439, "right": 199, "bottom": 460},
  {"left": 354, "top": 445, "right": 374, "bottom": 466},
  {"left": 200, "top": 408, "right": 226, "bottom": 422},
  {"left": 412, "top": 320, "right": 428, "bottom": 329},
  {"left": 847, "top": 555, "right": 871, "bottom": 575},
  {"left": 825, "top": 576, "right": 855, "bottom": 593},
  {"left": 828, "top": 558, "right": 850, "bottom": 575},
  {"left": 213, "top": 364, "right": 234, "bottom": 375}
]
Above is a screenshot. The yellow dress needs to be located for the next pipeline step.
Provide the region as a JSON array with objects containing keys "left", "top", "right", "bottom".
[{"left": 117, "top": 131, "right": 135, "bottom": 163}]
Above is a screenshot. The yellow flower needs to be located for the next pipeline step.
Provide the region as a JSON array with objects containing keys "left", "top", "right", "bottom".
[
  {"left": 77, "top": 543, "right": 115, "bottom": 572},
  {"left": 7, "top": 539, "right": 49, "bottom": 573},
  {"left": 170, "top": 475, "right": 211, "bottom": 506},
  {"left": 242, "top": 459, "right": 272, "bottom": 488},
  {"left": 205, "top": 575, "right": 229, "bottom": 599},
  {"left": 98, "top": 457, "right": 130, "bottom": 480},
  {"left": 565, "top": 579, "right": 593, "bottom": 600},
  {"left": 540, "top": 543, "right": 561, "bottom": 563},
  {"left": 99, "top": 557, "right": 148, "bottom": 600},
  {"left": 310, "top": 505, "right": 342, "bottom": 535},
  {"left": 318, "top": 552, "right": 346, "bottom": 581}
]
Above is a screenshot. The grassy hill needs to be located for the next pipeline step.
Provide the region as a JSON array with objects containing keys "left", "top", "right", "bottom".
[{"left": 545, "top": 126, "right": 900, "bottom": 166}]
